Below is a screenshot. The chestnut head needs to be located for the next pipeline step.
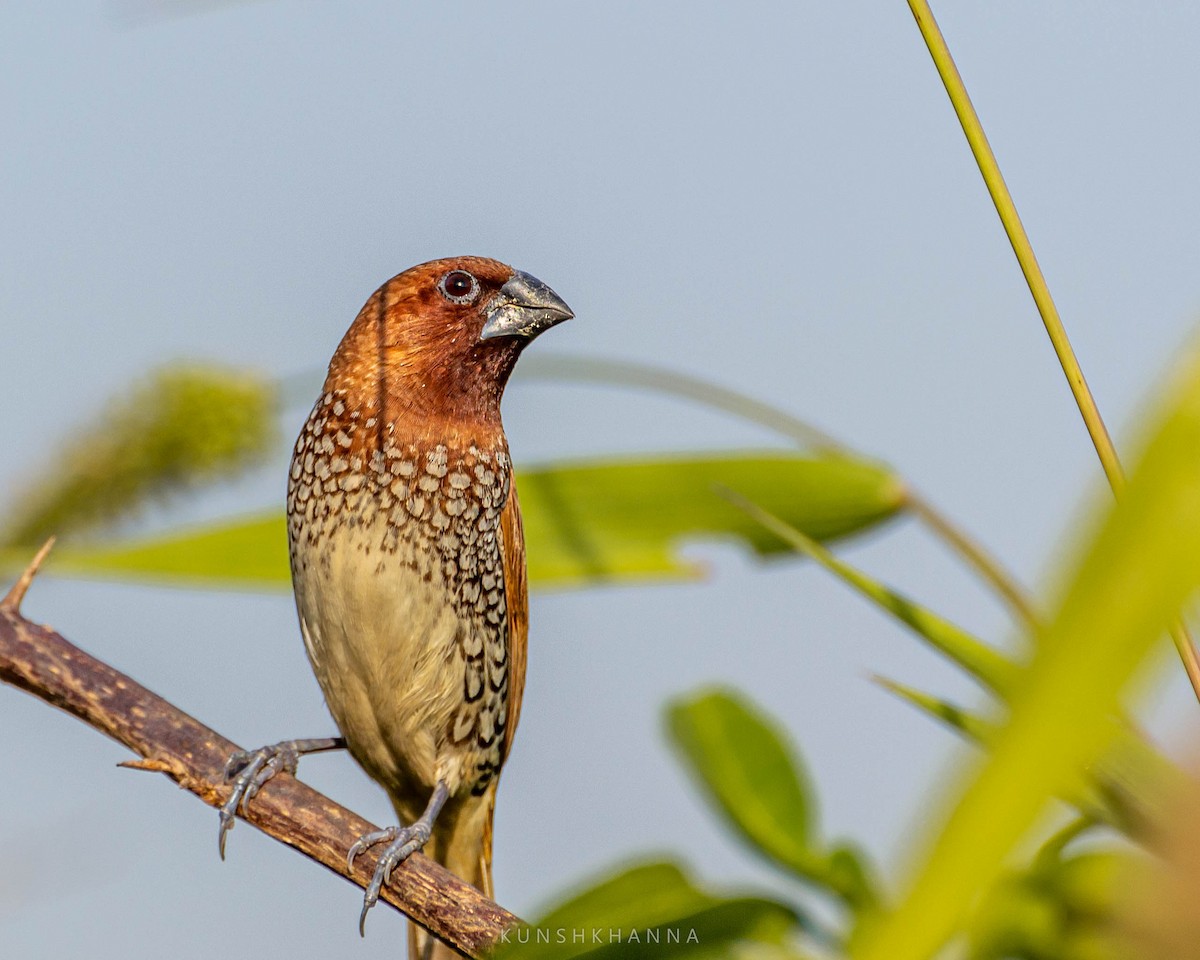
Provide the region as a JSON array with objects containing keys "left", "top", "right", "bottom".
[{"left": 327, "top": 257, "right": 572, "bottom": 430}]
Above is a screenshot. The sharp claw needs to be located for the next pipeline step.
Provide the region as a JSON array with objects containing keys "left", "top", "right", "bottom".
[
  {"left": 359, "top": 865, "right": 387, "bottom": 937},
  {"left": 348, "top": 832, "right": 374, "bottom": 871},
  {"left": 218, "top": 756, "right": 263, "bottom": 860},
  {"left": 217, "top": 745, "right": 294, "bottom": 858},
  {"left": 217, "top": 792, "right": 241, "bottom": 860},
  {"left": 348, "top": 826, "right": 398, "bottom": 872},
  {"left": 347, "top": 782, "right": 448, "bottom": 936},
  {"left": 359, "top": 866, "right": 385, "bottom": 935},
  {"left": 218, "top": 810, "right": 233, "bottom": 860},
  {"left": 216, "top": 738, "right": 345, "bottom": 861},
  {"left": 350, "top": 822, "right": 434, "bottom": 936}
]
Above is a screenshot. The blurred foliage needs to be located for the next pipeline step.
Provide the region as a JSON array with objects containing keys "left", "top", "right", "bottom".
[
  {"left": 5, "top": 1, "right": 1193, "bottom": 957},
  {"left": 0, "top": 363, "right": 275, "bottom": 549},
  {"left": 3, "top": 337, "right": 1200, "bottom": 960},
  {"left": 850, "top": 336, "right": 1200, "bottom": 960},
  {"left": 966, "top": 850, "right": 1132, "bottom": 960},
  {"left": 496, "top": 337, "right": 1200, "bottom": 960},
  {"left": 490, "top": 861, "right": 801, "bottom": 960}
]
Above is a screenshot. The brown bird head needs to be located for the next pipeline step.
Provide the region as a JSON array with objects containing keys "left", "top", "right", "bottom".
[{"left": 326, "top": 256, "right": 572, "bottom": 433}]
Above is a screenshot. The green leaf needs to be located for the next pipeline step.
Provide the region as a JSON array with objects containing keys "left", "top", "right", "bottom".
[
  {"left": 521, "top": 451, "right": 903, "bottom": 585},
  {"left": 492, "top": 860, "right": 798, "bottom": 960},
  {"left": 850, "top": 341, "right": 1200, "bottom": 960},
  {"left": 667, "top": 689, "right": 815, "bottom": 863},
  {"left": 720, "top": 489, "right": 1015, "bottom": 695},
  {"left": 825, "top": 843, "right": 884, "bottom": 916},
  {"left": 1, "top": 451, "right": 905, "bottom": 590},
  {"left": 666, "top": 688, "right": 878, "bottom": 910}
]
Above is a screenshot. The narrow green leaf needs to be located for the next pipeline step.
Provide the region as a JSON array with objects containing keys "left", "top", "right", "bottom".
[
  {"left": 851, "top": 341, "right": 1200, "bottom": 960},
  {"left": 872, "top": 676, "right": 992, "bottom": 743},
  {"left": 493, "top": 860, "right": 798, "bottom": 960},
  {"left": 876, "top": 676, "right": 1180, "bottom": 842},
  {"left": 666, "top": 688, "right": 878, "bottom": 910},
  {"left": 2, "top": 451, "right": 904, "bottom": 590},
  {"left": 8, "top": 513, "right": 289, "bottom": 589},
  {"left": 721, "top": 489, "right": 1015, "bottom": 694}
]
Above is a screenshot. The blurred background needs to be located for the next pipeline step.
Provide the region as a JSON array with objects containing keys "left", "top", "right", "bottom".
[{"left": 3, "top": 2, "right": 1199, "bottom": 957}]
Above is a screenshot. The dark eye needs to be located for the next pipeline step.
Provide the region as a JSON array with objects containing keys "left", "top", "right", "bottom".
[{"left": 438, "top": 270, "right": 480, "bottom": 304}]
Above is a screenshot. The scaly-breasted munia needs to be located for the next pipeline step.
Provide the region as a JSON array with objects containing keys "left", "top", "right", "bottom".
[{"left": 218, "top": 257, "right": 572, "bottom": 958}]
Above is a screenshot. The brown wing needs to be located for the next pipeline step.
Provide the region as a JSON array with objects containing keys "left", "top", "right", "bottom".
[{"left": 499, "top": 480, "right": 528, "bottom": 763}]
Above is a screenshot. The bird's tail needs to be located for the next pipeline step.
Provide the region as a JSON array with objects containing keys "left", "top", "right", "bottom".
[{"left": 406, "top": 784, "right": 496, "bottom": 960}]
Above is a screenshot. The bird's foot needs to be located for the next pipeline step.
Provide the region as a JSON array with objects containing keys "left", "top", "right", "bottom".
[
  {"left": 348, "top": 822, "right": 434, "bottom": 934},
  {"left": 218, "top": 736, "right": 345, "bottom": 859},
  {"left": 348, "top": 780, "right": 449, "bottom": 936}
]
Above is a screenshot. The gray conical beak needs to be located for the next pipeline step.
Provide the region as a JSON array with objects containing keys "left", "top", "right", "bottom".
[{"left": 480, "top": 271, "right": 574, "bottom": 341}]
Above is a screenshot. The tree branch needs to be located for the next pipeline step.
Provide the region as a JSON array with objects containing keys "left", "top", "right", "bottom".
[{"left": 0, "top": 543, "right": 520, "bottom": 958}]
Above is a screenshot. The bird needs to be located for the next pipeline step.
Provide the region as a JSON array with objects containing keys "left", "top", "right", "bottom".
[{"left": 217, "top": 256, "right": 573, "bottom": 958}]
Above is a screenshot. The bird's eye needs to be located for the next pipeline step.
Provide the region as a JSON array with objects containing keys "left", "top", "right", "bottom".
[{"left": 438, "top": 270, "right": 480, "bottom": 304}]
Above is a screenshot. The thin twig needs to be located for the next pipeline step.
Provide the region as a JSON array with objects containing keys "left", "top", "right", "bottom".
[
  {"left": 1167, "top": 621, "right": 1200, "bottom": 702},
  {"left": 905, "top": 493, "right": 1038, "bottom": 629},
  {"left": 0, "top": 547, "right": 519, "bottom": 958},
  {"left": 0, "top": 537, "right": 55, "bottom": 610}
]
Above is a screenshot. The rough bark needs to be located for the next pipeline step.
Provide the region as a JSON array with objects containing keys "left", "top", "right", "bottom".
[{"left": 0, "top": 542, "right": 520, "bottom": 958}]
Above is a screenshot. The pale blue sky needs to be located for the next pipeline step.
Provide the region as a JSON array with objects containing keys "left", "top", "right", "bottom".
[{"left": 3, "top": 3, "right": 1199, "bottom": 958}]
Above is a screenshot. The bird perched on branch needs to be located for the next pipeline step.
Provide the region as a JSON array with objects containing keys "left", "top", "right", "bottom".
[{"left": 219, "top": 257, "right": 572, "bottom": 958}]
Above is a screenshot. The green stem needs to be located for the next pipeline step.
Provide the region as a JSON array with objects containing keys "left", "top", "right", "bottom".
[
  {"left": 522, "top": 355, "right": 1039, "bottom": 629},
  {"left": 905, "top": 0, "right": 1122, "bottom": 490},
  {"left": 906, "top": 0, "right": 1200, "bottom": 704},
  {"left": 906, "top": 491, "right": 1038, "bottom": 630}
]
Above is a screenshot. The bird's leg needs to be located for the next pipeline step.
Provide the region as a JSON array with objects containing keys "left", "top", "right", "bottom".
[
  {"left": 218, "top": 736, "right": 346, "bottom": 858},
  {"left": 347, "top": 780, "right": 449, "bottom": 935}
]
